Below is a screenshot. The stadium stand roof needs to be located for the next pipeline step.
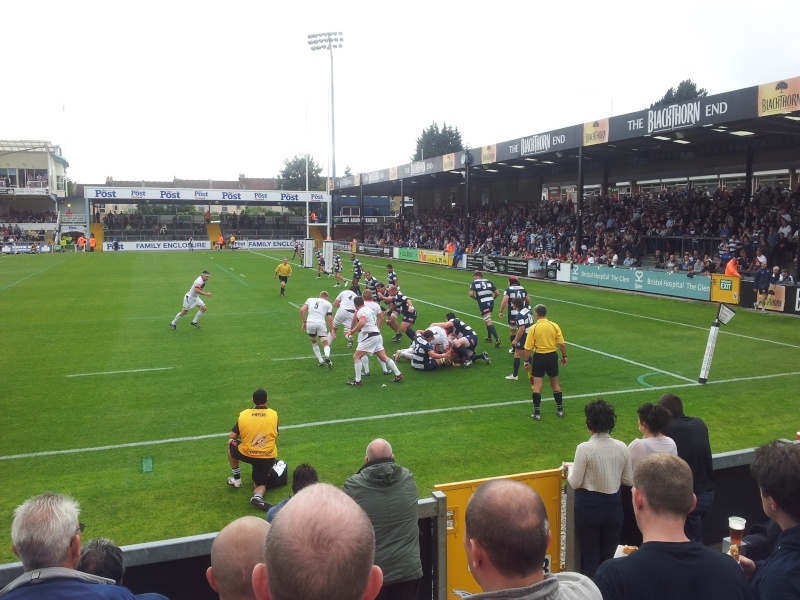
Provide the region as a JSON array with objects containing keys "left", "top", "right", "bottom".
[{"left": 333, "top": 76, "right": 800, "bottom": 196}]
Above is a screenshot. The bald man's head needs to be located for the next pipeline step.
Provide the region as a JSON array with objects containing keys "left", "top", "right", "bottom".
[
  {"left": 207, "top": 516, "right": 270, "bottom": 600},
  {"left": 465, "top": 479, "right": 550, "bottom": 580},
  {"left": 366, "top": 438, "right": 393, "bottom": 462},
  {"left": 257, "top": 483, "right": 381, "bottom": 600}
]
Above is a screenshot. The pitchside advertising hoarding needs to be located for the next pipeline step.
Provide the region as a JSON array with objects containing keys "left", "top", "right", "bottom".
[
  {"left": 84, "top": 188, "right": 330, "bottom": 204},
  {"left": 738, "top": 282, "right": 794, "bottom": 313},
  {"left": 569, "top": 264, "right": 712, "bottom": 300},
  {"left": 355, "top": 243, "right": 392, "bottom": 257},
  {"left": 102, "top": 240, "right": 293, "bottom": 252},
  {"left": 465, "top": 254, "right": 545, "bottom": 277},
  {"left": 397, "top": 247, "right": 451, "bottom": 265},
  {"left": 2, "top": 243, "right": 53, "bottom": 254}
]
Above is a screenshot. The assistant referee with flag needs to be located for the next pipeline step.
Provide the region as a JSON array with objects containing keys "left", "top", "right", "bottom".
[{"left": 523, "top": 304, "right": 567, "bottom": 421}]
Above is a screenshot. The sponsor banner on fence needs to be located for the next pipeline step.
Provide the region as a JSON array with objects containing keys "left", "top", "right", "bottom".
[
  {"left": 103, "top": 240, "right": 212, "bottom": 251},
  {"left": 465, "top": 254, "right": 538, "bottom": 277},
  {"left": 398, "top": 248, "right": 420, "bottom": 261},
  {"left": 738, "top": 282, "right": 789, "bottom": 312},
  {"left": 1, "top": 243, "right": 53, "bottom": 254},
  {"left": 765, "top": 284, "right": 787, "bottom": 312},
  {"left": 570, "top": 264, "right": 711, "bottom": 300},
  {"left": 356, "top": 243, "right": 392, "bottom": 257},
  {"left": 338, "top": 217, "right": 379, "bottom": 224},
  {"left": 333, "top": 241, "right": 351, "bottom": 252},
  {"left": 86, "top": 187, "right": 329, "bottom": 204},
  {"left": 236, "top": 240, "right": 294, "bottom": 250},
  {"left": 419, "top": 249, "right": 450, "bottom": 265},
  {"left": 101, "top": 239, "right": 295, "bottom": 252},
  {"left": 0, "top": 188, "right": 50, "bottom": 196}
]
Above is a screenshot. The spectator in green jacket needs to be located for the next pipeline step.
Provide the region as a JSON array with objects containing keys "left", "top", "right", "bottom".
[{"left": 343, "top": 439, "right": 422, "bottom": 600}]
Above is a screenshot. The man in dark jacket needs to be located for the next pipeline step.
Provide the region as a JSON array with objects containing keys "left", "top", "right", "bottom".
[
  {"left": 753, "top": 260, "right": 774, "bottom": 312},
  {"left": 658, "top": 393, "right": 715, "bottom": 543},
  {"left": 594, "top": 454, "right": 750, "bottom": 600},
  {"left": 343, "top": 439, "right": 422, "bottom": 600},
  {"left": 739, "top": 442, "right": 800, "bottom": 600}
]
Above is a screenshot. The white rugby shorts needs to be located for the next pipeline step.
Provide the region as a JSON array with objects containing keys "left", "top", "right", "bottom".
[
  {"left": 306, "top": 321, "right": 329, "bottom": 338},
  {"left": 183, "top": 295, "right": 206, "bottom": 311},
  {"left": 356, "top": 333, "right": 384, "bottom": 354},
  {"left": 333, "top": 309, "right": 356, "bottom": 331}
]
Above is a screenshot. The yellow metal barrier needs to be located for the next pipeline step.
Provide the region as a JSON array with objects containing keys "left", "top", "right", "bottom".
[{"left": 434, "top": 468, "right": 563, "bottom": 597}]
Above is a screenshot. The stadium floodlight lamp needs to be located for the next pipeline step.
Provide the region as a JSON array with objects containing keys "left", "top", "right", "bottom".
[{"left": 307, "top": 31, "right": 344, "bottom": 183}]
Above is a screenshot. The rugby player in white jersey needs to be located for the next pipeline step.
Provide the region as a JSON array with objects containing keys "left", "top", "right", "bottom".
[
  {"left": 347, "top": 296, "right": 403, "bottom": 387},
  {"left": 170, "top": 270, "right": 211, "bottom": 330},
  {"left": 300, "top": 291, "right": 334, "bottom": 369},
  {"left": 357, "top": 289, "right": 391, "bottom": 376},
  {"left": 331, "top": 285, "right": 359, "bottom": 349}
]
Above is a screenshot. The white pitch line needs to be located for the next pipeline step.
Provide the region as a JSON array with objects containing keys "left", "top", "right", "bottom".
[
  {"left": 0, "top": 259, "right": 66, "bottom": 293},
  {"left": 3, "top": 371, "right": 797, "bottom": 462},
  {"left": 550, "top": 296, "right": 800, "bottom": 349},
  {"left": 249, "top": 251, "right": 281, "bottom": 262},
  {"left": 271, "top": 352, "right": 357, "bottom": 361},
  {"left": 219, "top": 252, "right": 798, "bottom": 359},
  {"left": 270, "top": 334, "right": 692, "bottom": 384},
  {"left": 570, "top": 343, "right": 695, "bottom": 383},
  {"left": 213, "top": 264, "right": 248, "bottom": 286},
  {"left": 355, "top": 258, "right": 800, "bottom": 349},
  {"left": 66, "top": 367, "right": 175, "bottom": 378}
]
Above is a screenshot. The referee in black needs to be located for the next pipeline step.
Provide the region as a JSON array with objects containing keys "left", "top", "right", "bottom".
[{"left": 523, "top": 304, "right": 567, "bottom": 421}]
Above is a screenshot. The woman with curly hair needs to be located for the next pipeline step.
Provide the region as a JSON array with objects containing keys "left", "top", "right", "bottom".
[{"left": 563, "top": 399, "right": 632, "bottom": 577}]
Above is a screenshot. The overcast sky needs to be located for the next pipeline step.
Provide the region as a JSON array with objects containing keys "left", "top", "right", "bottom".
[{"left": 5, "top": 0, "right": 799, "bottom": 185}]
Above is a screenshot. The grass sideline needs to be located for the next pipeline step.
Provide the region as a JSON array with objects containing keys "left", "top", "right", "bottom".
[{"left": 1, "top": 249, "right": 798, "bottom": 564}]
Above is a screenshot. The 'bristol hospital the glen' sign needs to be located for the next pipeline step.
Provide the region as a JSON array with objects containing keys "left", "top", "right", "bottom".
[{"left": 570, "top": 265, "right": 711, "bottom": 301}]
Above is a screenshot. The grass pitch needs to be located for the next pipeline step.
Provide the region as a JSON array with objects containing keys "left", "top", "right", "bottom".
[{"left": 1, "top": 249, "right": 798, "bottom": 564}]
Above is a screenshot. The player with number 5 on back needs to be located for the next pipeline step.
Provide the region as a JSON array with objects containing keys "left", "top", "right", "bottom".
[{"left": 300, "top": 291, "right": 334, "bottom": 369}]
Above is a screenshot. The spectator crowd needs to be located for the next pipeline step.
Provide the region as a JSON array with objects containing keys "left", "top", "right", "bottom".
[{"left": 369, "top": 184, "right": 799, "bottom": 277}]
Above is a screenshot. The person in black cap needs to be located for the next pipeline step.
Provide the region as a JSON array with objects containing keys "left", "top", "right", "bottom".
[{"left": 226, "top": 388, "right": 279, "bottom": 511}]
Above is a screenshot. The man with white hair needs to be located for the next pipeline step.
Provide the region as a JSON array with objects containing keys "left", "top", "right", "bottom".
[
  {"left": 252, "top": 483, "right": 382, "bottom": 600},
  {"left": 0, "top": 492, "right": 137, "bottom": 599}
]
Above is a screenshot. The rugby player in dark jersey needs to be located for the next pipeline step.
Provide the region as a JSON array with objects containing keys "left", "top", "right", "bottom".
[
  {"left": 505, "top": 298, "right": 533, "bottom": 381},
  {"left": 469, "top": 271, "right": 501, "bottom": 348},
  {"left": 497, "top": 276, "right": 531, "bottom": 352},
  {"left": 385, "top": 285, "right": 417, "bottom": 343},
  {"left": 432, "top": 312, "right": 490, "bottom": 368},
  {"left": 386, "top": 264, "right": 399, "bottom": 288},
  {"left": 411, "top": 330, "right": 451, "bottom": 371}
]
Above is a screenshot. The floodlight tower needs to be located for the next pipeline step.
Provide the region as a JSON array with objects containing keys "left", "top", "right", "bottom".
[{"left": 307, "top": 31, "right": 344, "bottom": 187}]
